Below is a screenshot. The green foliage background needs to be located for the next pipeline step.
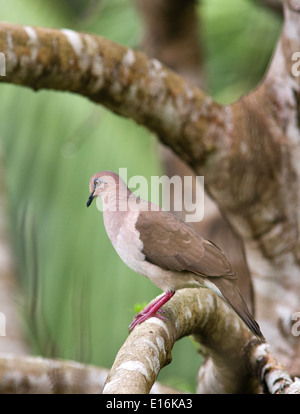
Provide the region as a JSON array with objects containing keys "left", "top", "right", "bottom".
[{"left": 0, "top": 0, "right": 281, "bottom": 392}]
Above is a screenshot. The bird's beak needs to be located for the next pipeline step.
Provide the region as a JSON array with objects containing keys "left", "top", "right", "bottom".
[{"left": 86, "top": 190, "right": 95, "bottom": 207}]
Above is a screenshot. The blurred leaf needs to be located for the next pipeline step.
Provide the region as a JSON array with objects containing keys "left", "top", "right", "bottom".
[{"left": 132, "top": 302, "right": 148, "bottom": 314}]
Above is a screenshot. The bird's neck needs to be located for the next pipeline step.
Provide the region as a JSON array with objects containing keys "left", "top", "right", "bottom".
[
  {"left": 102, "top": 183, "right": 131, "bottom": 212},
  {"left": 101, "top": 183, "right": 132, "bottom": 245}
]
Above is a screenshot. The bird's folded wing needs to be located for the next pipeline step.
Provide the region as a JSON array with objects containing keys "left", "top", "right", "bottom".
[
  {"left": 136, "top": 210, "right": 236, "bottom": 280},
  {"left": 136, "top": 210, "right": 264, "bottom": 338}
]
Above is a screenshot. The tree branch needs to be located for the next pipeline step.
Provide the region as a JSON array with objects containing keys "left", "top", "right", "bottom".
[
  {"left": 0, "top": 353, "right": 180, "bottom": 394},
  {"left": 103, "top": 288, "right": 300, "bottom": 394},
  {"left": 0, "top": 353, "right": 107, "bottom": 393},
  {"left": 0, "top": 21, "right": 226, "bottom": 168},
  {"left": 248, "top": 343, "right": 300, "bottom": 394},
  {"left": 103, "top": 289, "right": 257, "bottom": 394}
]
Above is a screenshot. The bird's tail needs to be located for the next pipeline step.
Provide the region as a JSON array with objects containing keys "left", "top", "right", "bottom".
[{"left": 212, "top": 277, "right": 265, "bottom": 340}]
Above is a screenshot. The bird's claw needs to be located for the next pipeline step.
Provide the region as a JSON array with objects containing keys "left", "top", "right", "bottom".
[
  {"left": 128, "top": 291, "right": 174, "bottom": 332},
  {"left": 129, "top": 311, "right": 166, "bottom": 332}
]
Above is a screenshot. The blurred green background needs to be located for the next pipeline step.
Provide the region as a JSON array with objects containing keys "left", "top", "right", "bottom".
[{"left": 0, "top": 0, "right": 281, "bottom": 392}]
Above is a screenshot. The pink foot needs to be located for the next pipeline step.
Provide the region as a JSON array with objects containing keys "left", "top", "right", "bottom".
[{"left": 129, "top": 291, "right": 175, "bottom": 332}]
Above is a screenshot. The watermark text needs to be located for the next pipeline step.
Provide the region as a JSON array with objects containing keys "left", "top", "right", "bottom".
[
  {"left": 292, "top": 312, "right": 300, "bottom": 337},
  {"left": 95, "top": 168, "right": 205, "bottom": 223}
]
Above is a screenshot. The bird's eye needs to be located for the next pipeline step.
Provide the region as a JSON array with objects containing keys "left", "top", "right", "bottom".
[{"left": 94, "top": 178, "right": 102, "bottom": 188}]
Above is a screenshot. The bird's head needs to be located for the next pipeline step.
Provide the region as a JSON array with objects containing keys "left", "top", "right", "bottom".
[{"left": 86, "top": 171, "right": 128, "bottom": 208}]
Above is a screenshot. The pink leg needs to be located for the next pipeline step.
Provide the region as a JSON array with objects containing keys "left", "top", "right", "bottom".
[{"left": 129, "top": 291, "right": 175, "bottom": 332}]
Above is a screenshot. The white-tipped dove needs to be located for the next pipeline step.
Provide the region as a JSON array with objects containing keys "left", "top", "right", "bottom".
[{"left": 87, "top": 171, "right": 263, "bottom": 339}]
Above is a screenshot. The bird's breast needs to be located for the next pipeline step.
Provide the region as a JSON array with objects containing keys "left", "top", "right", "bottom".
[{"left": 103, "top": 209, "right": 147, "bottom": 275}]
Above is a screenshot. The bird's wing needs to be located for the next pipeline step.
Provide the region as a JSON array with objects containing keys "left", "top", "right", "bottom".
[{"left": 135, "top": 210, "right": 236, "bottom": 280}]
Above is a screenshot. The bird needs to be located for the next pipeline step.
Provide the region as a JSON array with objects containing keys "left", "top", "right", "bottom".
[{"left": 87, "top": 170, "right": 264, "bottom": 339}]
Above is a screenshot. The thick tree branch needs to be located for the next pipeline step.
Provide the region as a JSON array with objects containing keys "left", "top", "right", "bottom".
[
  {"left": 103, "top": 288, "right": 299, "bottom": 394},
  {"left": 0, "top": 353, "right": 180, "bottom": 394},
  {"left": 248, "top": 343, "right": 300, "bottom": 394},
  {"left": 0, "top": 21, "right": 226, "bottom": 169},
  {"left": 103, "top": 289, "right": 259, "bottom": 394},
  {"left": 0, "top": 353, "right": 107, "bottom": 393}
]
